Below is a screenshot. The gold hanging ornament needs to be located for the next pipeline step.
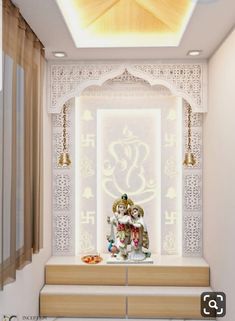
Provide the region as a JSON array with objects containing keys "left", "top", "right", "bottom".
[
  {"left": 183, "top": 104, "right": 196, "bottom": 167},
  {"left": 58, "top": 104, "right": 71, "bottom": 167}
]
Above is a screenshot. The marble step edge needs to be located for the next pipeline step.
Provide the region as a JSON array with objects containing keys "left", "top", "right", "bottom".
[
  {"left": 41, "top": 284, "right": 212, "bottom": 296},
  {"left": 46, "top": 254, "right": 209, "bottom": 267}
]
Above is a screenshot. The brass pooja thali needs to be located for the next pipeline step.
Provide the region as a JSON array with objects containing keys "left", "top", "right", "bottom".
[{"left": 81, "top": 255, "right": 103, "bottom": 264}]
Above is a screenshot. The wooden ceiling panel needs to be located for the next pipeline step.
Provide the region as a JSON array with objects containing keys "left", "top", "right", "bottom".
[
  {"left": 135, "top": 0, "right": 191, "bottom": 31},
  {"left": 56, "top": 0, "right": 197, "bottom": 47},
  {"left": 72, "top": 0, "right": 120, "bottom": 28},
  {"left": 86, "top": 0, "right": 170, "bottom": 35}
]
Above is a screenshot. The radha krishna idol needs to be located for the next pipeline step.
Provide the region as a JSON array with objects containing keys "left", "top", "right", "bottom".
[
  {"left": 107, "top": 194, "right": 150, "bottom": 261},
  {"left": 107, "top": 194, "right": 133, "bottom": 260}
]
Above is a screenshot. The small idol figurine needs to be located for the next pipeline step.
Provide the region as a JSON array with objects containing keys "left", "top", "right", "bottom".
[
  {"left": 128, "top": 204, "right": 149, "bottom": 261},
  {"left": 107, "top": 194, "right": 133, "bottom": 260}
]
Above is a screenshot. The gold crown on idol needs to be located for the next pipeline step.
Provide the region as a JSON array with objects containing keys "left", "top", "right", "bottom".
[
  {"left": 112, "top": 194, "right": 134, "bottom": 213},
  {"left": 130, "top": 204, "right": 144, "bottom": 217}
]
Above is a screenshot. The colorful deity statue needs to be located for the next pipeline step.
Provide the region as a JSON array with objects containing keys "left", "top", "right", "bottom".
[
  {"left": 128, "top": 204, "right": 149, "bottom": 261},
  {"left": 107, "top": 194, "right": 133, "bottom": 260},
  {"left": 107, "top": 194, "right": 150, "bottom": 261}
]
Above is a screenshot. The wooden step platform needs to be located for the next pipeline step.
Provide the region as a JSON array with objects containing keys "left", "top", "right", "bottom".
[
  {"left": 45, "top": 254, "right": 210, "bottom": 286},
  {"left": 40, "top": 284, "right": 212, "bottom": 319},
  {"left": 40, "top": 255, "right": 211, "bottom": 319}
]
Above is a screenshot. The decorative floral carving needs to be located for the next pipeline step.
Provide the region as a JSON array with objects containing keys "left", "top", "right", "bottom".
[
  {"left": 51, "top": 64, "right": 204, "bottom": 256},
  {"left": 131, "top": 64, "right": 203, "bottom": 108},
  {"left": 183, "top": 213, "right": 202, "bottom": 256},
  {"left": 50, "top": 64, "right": 119, "bottom": 110},
  {"left": 184, "top": 174, "right": 202, "bottom": 211},
  {"left": 109, "top": 69, "right": 149, "bottom": 84},
  {"left": 49, "top": 63, "right": 207, "bottom": 112},
  {"left": 53, "top": 215, "right": 72, "bottom": 253},
  {"left": 182, "top": 100, "right": 203, "bottom": 256},
  {"left": 82, "top": 83, "right": 171, "bottom": 97},
  {"left": 53, "top": 174, "right": 71, "bottom": 211},
  {"left": 52, "top": 100, "right": 75, "bottom": 254}
]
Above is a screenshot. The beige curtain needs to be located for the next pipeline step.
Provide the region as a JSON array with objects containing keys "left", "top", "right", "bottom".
[{"left": 0, "top": 0, "right": 45, "bottom": 289}]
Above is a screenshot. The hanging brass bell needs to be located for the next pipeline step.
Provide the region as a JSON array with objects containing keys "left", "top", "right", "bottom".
[
  {"left": 58, "top": 152, "right": 71, "bottom": 167},
  {"left": 183, "top": 151, "right": 196, "bottom": 167}
]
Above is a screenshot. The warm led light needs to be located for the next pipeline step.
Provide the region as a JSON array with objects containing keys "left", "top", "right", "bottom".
[
  {"left": 187, "top": 50, "right": 202, "bottom": 56},
  {"left": 53, "top": 51, "right": 67, "bottom": 58},
  {"left": 56, "top": 0, "right": 198, "bottom": 48}
]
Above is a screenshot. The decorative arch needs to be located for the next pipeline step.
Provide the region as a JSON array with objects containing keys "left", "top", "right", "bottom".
[
  {"left": 49, "top": 62, "right": 207, "bottom": 113},
  {"left": 51, "top": 61, "right": 204, "bottom": 258}
]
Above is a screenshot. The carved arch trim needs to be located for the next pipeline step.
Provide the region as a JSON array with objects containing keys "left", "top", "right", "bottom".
[{"left": 48, "top": 62, "right": 207, "bottom": 114}]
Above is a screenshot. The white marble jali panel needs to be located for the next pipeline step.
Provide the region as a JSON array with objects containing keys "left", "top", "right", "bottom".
[
  {"left": 182, "top": 101, "right": 203, "bottom": 256},
  {"left": 52, "top": 99, "right": 75, "bottom": 255}
]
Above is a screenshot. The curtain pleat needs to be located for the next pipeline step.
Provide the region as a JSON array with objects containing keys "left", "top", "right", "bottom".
[{"left": 0, "top": 0, "right": 45, "bottom": 289}]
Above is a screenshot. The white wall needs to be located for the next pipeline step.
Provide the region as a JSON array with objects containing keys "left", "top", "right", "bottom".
[
  {"left": 0, "top": 64, "right": 52, "bottom": 318},
  {"left": 203, "top": 28, "right": 235, "bottom": 321}
]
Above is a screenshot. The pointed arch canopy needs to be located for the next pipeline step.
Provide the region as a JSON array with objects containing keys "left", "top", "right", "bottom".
[{"left": 48, "top": 62, "right": 207, "bottom": 113}]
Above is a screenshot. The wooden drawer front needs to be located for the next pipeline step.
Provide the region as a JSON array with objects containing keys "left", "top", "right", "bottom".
[
  {"left": 128, "top": 266, "right": 209, "bottom": 286},
  {"left": 46, "top": 265, "right": 126, "bottom": 285},
  {"left": 40, "top": 294, "right": 126, "bottom": 317},
  {"left": 128, "top": 295, "right": 202, "bottom": 319}
]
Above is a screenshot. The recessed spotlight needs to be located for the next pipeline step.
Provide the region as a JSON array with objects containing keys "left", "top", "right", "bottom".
[
  {"left": 53, "top": 51, "right": 67, "bottom": 58},
  {"left": 187, "top": 50, "right": 202, "bottom": 56}
]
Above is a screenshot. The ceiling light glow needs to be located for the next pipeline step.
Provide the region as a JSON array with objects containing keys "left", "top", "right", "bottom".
[
  {"left": 53, "top": 51, "right": 67, "bottom": 58},
  {"left": 56, "top": 0, "right": 198, "bottom": 48},
  {"left": 187, "top": 50, "right": 202, "bottom": 56}
]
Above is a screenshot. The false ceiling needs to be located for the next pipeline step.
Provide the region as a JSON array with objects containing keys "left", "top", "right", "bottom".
[
  {"left": 56, "top": 0, "right": 196, "bottom": 47},
  {"left": 12, "top": 0, "right": 235, "bottom": 60}
]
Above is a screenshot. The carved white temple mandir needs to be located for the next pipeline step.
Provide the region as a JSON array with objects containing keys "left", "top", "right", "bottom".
[{"left": 49, "top": 61, "right": 206, "bottom": 257}]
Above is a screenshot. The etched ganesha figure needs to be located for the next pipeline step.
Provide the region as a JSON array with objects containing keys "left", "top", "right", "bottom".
[
  {"left": 107, "top": 193, "right": 150, "bottom": 261},
  {"left": 103, "top": 127, "right": 157, "bottom": 204}
]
